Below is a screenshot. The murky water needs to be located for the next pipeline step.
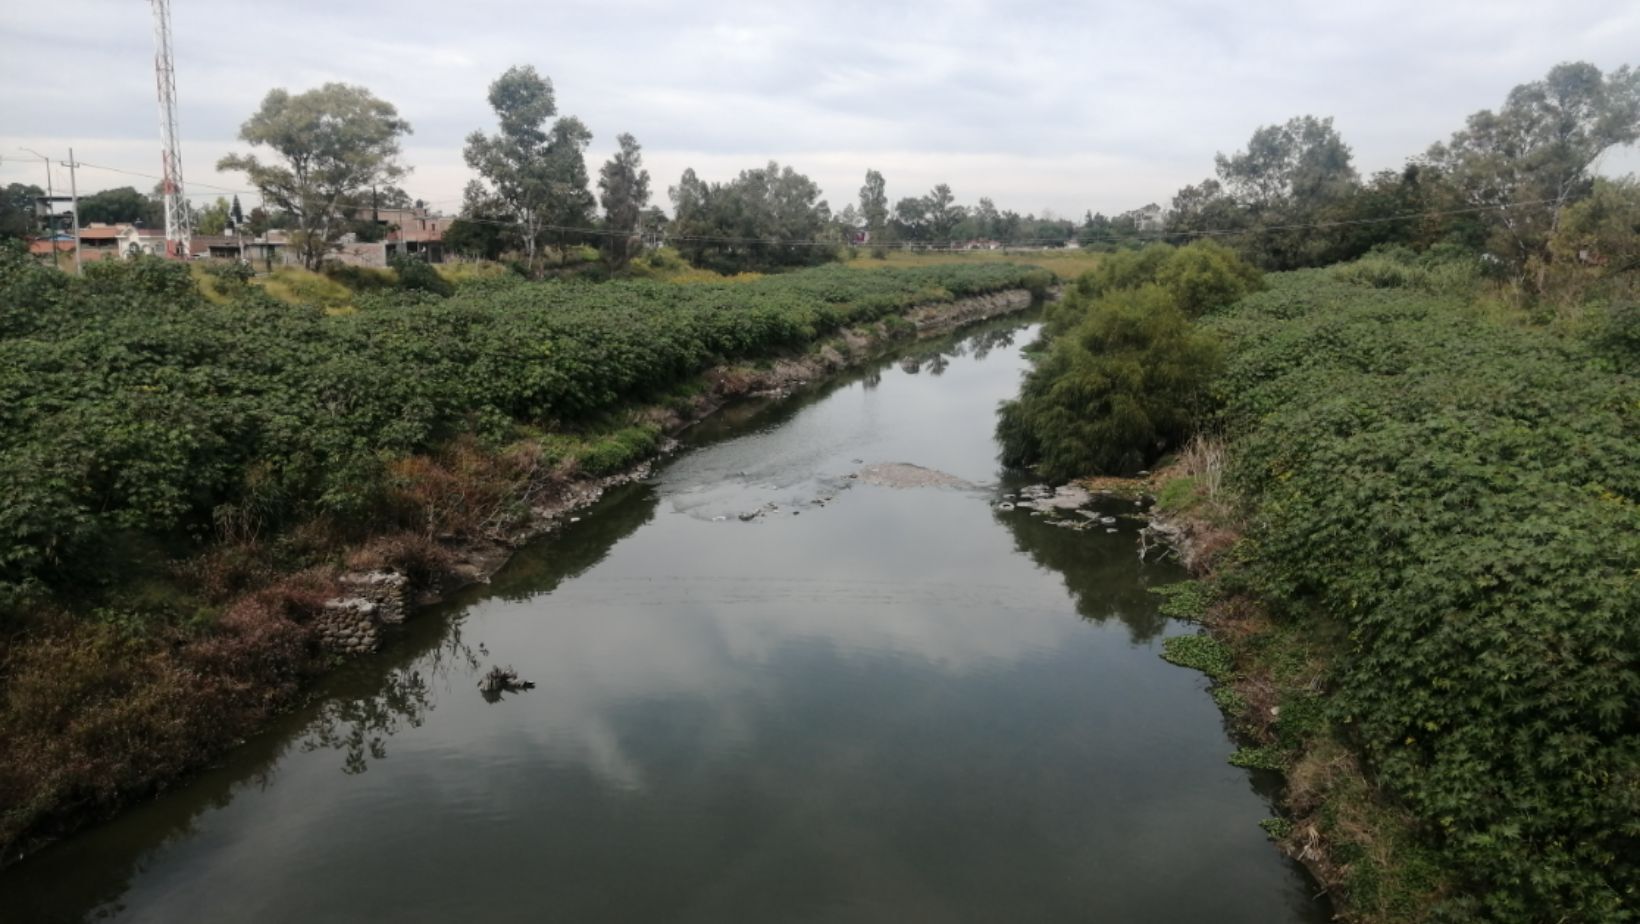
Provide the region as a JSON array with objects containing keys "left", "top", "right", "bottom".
[{"left": 1, "top": 318, "right": 1327, "bottom": 923}]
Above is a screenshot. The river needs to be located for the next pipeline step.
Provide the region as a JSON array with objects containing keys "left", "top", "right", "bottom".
[{"left": 0, "top": 316, "right": 1328, "bottom": 923}]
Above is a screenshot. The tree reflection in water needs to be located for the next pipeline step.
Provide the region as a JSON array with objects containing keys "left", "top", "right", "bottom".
[
  {"left": 992, "top": 498, "right": 1180, "bottom": 643},
  {"left": 298, "top": 621, "right": 479, "bottom": 774}
]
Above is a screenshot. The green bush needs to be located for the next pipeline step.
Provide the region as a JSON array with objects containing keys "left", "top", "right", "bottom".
[
  {"left": 1208, "top": 266, "right": 1639, "bottom": 921},
  {"left": 1153, "top": 241, "right": 1265, "bottom": 317},
  {"left": 389, "top": 254, "right": 454, "bottom": 297},
  {"left": 322, "top": 262, "right": 398, "bottom": 293},
  {"left": 574, "top": 426, "right": 661, "bottom": 476},
  {"left": 999, "top": 283, "right": 1222, "bottom": 479},
  {"left": 1149, "top": 580, "right": 1213, "bottom": 620},
  {"left": 1328, "top": 245, "right": 1481, "bottom": 295},
  {"left": 1228, "top": 746, "right": 1284, "bottom": 770}
]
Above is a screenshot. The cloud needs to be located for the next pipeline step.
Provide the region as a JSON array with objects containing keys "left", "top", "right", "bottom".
[{"left": 2, "top": 0, "right": 1637, "bottom": 215}]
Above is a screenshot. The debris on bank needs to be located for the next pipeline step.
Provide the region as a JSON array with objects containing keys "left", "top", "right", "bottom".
[{"left": 857, "top": 462, "right": 971, "bottom": 489}]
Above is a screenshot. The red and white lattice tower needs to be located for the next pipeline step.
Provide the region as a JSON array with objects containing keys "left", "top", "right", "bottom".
[{"left": 151, "top": 0, "right": 190, "bottom": 258}]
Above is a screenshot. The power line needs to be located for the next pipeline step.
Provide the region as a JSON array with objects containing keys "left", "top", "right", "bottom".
[{"left": 72, "top": 160, "right": 257, "bottom": 196}]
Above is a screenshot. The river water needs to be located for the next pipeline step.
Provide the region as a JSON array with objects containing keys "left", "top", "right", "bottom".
[{"left": 2, "top": 317, "right": 1327, "bottom": 923}]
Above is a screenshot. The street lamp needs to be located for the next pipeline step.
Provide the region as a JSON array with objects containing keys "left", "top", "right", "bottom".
[
  {"left": 16, "top": 147, "right": 54, "bottom": 198},
  {"left": 16, "top": 148, "right": 59, "bottom": 236}
]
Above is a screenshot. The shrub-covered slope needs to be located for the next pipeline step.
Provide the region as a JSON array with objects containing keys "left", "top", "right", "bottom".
[{"left": 1208, "top": 267, "right": 1639, "bottom": 921}]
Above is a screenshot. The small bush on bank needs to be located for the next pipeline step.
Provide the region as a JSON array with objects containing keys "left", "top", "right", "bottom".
[
  {"left": 322, "top": 262, "right": 397, "bottom": 293},
  {"left": 389, "top": 255, "right": 454, "bottom": 297},
  {"left": 999, "top": 241, "right": 1255, "bottom": 480}
]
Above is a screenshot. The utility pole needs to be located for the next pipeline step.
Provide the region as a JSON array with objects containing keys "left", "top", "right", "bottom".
[{"left": 61, "top": 148, "right": 82, "bottom": 275}]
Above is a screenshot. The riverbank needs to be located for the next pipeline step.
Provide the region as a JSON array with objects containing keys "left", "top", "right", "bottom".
[
  {"left": 0, "top": 270, "right": 1042, "bottom": 867},
  {"left": 1133, "top": 458, "right": 1437, "bottom": 922},
  {"left": 1135, "top": 261, "right": 1637, "bottom": 922},
  {"left": 994, "top": 241, "right": 1636, "bottom": 921}
]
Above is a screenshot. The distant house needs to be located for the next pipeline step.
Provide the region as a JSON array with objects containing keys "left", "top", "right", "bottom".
[
  {"left": 27, "top": 234, "right": 76, "bottom": 259},
  {"left": 241, "top": 230, "right": 290, "bottom": 269},
  {"left": 187, "top": 235, "right": 252, "bottom": 260},
  {"left": 1123, "top": 203, "right": 1166, "bottom": 233},
  {"left": 330, "top": 240, "right": 390, "bottom": 268},
  {"left": 31, "top": 205, "right": 448, "bottom": 271},
  {"left": 352, "top": 205, "right": 449, "bottom": 263},
  {"left": 119, "top": 225, "right": 168, "bottom": 257},
  {"left": 76, "top": 224, "right": 130, "bottom": 262}
]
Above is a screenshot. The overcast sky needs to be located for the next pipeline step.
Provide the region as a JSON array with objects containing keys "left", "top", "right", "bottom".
[{"left": 3, "top": 0, "right": 1638, "bottom": 218}]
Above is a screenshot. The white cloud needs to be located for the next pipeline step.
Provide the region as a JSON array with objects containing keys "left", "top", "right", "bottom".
[{"left": 2, "top": 0, "right": 1636, "bottom": 215}]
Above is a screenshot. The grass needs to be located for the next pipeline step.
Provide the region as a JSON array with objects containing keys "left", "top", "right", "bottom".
[{"left": 252, "top": 266, "right": 356, "bottom": 312}]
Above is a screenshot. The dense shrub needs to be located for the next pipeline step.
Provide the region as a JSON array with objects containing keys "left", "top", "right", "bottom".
[
  {"left": 388, "top": 254, "right": 454, "bottom": 297},
  {"left": 998, "top": 285, "right": 1221, "bottom": 479},
  {"left": 0, "top": 248, "right": 1042, "bottom": 604},
  {"left": 322, "top": 262, "right": 397, "bottom": 293},
  {"left": 1327, "top": 244, "right": 1482, "bottom": 296},
  {"left": 1208, "top": 268, "right": 1640, "bottom": 921},
  {"left": 1000, "top": 242, "right": 1257, "bottom": 479}
]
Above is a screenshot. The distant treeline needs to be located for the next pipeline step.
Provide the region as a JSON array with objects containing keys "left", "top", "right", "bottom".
[{"left": 6, "top": 60, "right": 1631, "bottom": 285}]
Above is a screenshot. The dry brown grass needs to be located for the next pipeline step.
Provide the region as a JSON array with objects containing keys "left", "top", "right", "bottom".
[
  {"left": 0, "top": 569, "right": 340, "bottom": 862},
  {"left": 1175, "top": 433, "right": 1228, "bottom": 503},
  {"left": 384, "top": 437, "right": 556, "bottom": 541},
  {"left": 345, "top": 532, "right": 457, "bottom": 587}
]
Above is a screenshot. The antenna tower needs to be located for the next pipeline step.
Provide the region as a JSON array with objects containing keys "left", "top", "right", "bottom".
[{"left": 151, "top": 0, "right": 190, "bottom": 258}]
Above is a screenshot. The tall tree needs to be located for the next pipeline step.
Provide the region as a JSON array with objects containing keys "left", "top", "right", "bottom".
[
  {"left": 1202, "top": 115, "right": 1360, "bottom": 267},
  {"left": 465, "top": 66, "right": 599, "bottom": 271},
  {"left": 597, "top": 132, "right": 651, "bottom": 270},
  {"left": 669, "top": 161, "right": 834, "bottom": 273},
  {"left": 924, "top": 183, "right": 964, "bottom": 243},
  {"left": 859, "top": 169, "right": 888, "bottom": 236},
  {"left": 230, "top": 194, "right": 245, "bottom": 230},
  {"left": 75, "top": 186, "right": 161, "bottom": 227},
  {"left": 893, "top": 196, "right": 929, "bottom": 241},
  {"left": 1165, "top": 179, "right": 1243, "bottom": 244},
  {"left": 218, "top": 83, "right": 411, "bottom": 269},
  {"left": 972, "top": 197, "right": 1001, "bottom": 239},
  {"left": 0, "top": 183, "right": 44, "bottom": 238},
  {"left": 195, "top": 196, "right": 231, "bottom": 236},
  {"left": 445, "top": 180, "right": 517, "bottom": 260},
  {"left": 464, "top": 66, "right": 554, "bottom": 267},
  {"left": 1425, "top": 61, "right": 1640, "bottom": 281},
  {"left": 543, "top": 116, "right": 595, "bottom": 263},
  {"left": 1215, "top": 115, "right": 1358, "bottom": 211}
]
